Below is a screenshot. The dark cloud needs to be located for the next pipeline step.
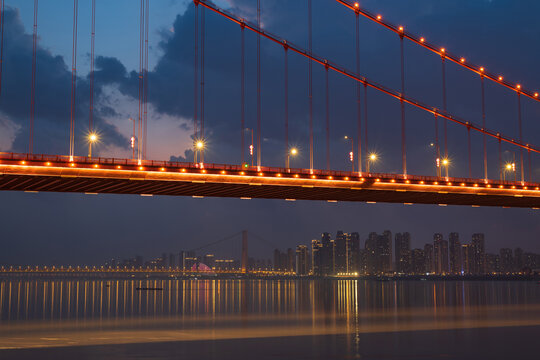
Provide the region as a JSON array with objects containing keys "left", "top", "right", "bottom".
[{"left": 0, "top": 7, "right": 127, "bottom": 155}]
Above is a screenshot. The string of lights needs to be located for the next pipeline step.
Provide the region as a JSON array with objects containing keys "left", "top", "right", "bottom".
[{"left": 338, "top": 0, "right": 540, "bottom": 102}]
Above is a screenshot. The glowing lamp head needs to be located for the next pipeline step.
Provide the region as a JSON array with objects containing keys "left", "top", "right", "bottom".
[
  {"left": 498, "top": 76, "right": 503, "bottom": 81},
  {"left": 354, "top": 2, "right": 359, "bottom": 7},
  {"left": 376, "top": 15, "right": 382, "bottom": 20},
  {"left": 442, "top": 158, "right": 449, "bottom": 166},
  {"left": 398, "top": 26, "right": 404, "bottom": 32},
  {"left": 290, "top": 148, "right": 298, "bottom": 156},
  {"left": 195, "top": 140, "right": 204, "bottom": 150},
  {"left": 460, "top": 58, "right": 465, "bottom": 63},
  {"left": 89, "top": 133, "right": 98, "bottom": 143},
  {"left": 479, "top": 67, "right": 484, "bottom": 72},
  {"left": 369, "top": 153, "right": 377, "bottom": 161},
  {"left": 420, "top": 37, "right": 425, "bottom": 43}
]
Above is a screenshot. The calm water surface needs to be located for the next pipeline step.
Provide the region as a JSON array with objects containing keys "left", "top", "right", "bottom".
[{"left": 1, "top": 278, "right": 539, "bottom": 359}]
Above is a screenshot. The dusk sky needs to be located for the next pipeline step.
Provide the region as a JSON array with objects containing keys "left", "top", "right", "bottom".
[{"left": 1, "top": 0, "right": 539, "bottom": 265}]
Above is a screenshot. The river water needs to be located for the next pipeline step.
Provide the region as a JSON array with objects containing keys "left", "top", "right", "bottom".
[{"left": 1, "top": 278, "right": 539, "bottom": 359}]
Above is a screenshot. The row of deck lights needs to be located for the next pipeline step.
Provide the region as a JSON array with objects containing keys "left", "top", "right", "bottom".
[{"left": 14, "top": 158, "right": 539, "bottom": 191}]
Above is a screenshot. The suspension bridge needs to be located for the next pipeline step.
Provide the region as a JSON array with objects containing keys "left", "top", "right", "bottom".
[{"left": 0, "top": 0, "right": 539, "bottom": 208}]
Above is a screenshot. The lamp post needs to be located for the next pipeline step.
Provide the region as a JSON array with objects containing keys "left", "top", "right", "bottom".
[
  {"left": 88, "top": 133, "right": 98, "bottom": 158},
  {"left": 344, "top": 136, "right": 354, "bottom": 172},
  {"left": 286, "top": 147, "right": 298, "bottom": 170}
]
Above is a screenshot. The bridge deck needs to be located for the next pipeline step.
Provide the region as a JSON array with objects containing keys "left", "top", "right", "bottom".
[{"left": 0, "top": 153, "right": 539, "bottom": 208}]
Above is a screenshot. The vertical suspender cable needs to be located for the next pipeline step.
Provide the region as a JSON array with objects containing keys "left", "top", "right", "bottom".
[
  {"left": 69, "top": 0, "right": 78, "bottom": 161},
  {"left": 441, "top": 55, "right": 447, "bottom": 177},
  {"left": 363, "top": 82, "right": 368, "bottom": 169},
  {"left": 517, "top": 92, "right": 524, "bottom": 183},
  {"left": 200, "top": 6, "right": 205, "bottom": 162},
  {"left": 400, "top": 34, "right": 406, "bottom": 176},
  {"left": 256, "top": 0, "right": 261, "bottom": 168},
  {"left": 89, "top": 0, "right": 95, "bottom": 134},
  {"left": 143, "top": 0, "right": 149, "bottom": 159},
  {"left": 434, "top": 114, "right": 440, "bottom": 177},
  {"left": 355, "top": 12, "right": 362, "bottom": 174},
  {"left": 467, "top": 127, "right": 472, "bottom": 178},
  {"left": 528, "top": 150, "right": 532, "bottom": 183},
  {"left": 137, "top": 0, "right": 143, "bottom": 163},
  {"left": 30, "top": 0, "right": 38, "bottom": 154},
  {"left": 498, "top": 138, "right": 502, "bottom": 180},
  {"left": 308, "top": 0, "right": 313, "bottom": 171},
  {"left": 194, "top": 2, "right": 198, "bottom": 158},
  {"left": 325, "top": 65, "right": 330, "bottom": 170},
  {"left": 241, "top": 23, "right": 245, "bottom": 165},
  {"left": 0, "top": 0, "right": 5, "bottom": 97},
  {"left": 284, "top": 45, "right": 289, "bottom": 167},
  {"left": 481, "top": 75, "right": 487, "bottom": 181}
]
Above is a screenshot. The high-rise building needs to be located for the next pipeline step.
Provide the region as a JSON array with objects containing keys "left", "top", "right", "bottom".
[
  {"left": 449, "top": 232, "right": 462, "bottom": 274},
  {"left": 273, "top": 249, "right": 283, "bottom": 271},
  {"left": 311, "top": 239, "right": 322, "bottom": 276},
  {"left": 347, "top": 232, "right": 360, "bottom": 274},
  {"left": 287, "top": 248, "right": 295, "bottom": 272},
  {"left": 461, "top": 244, "right": 474, "bottom": 274},
  {"left": 395, "top": 232, "right": 411, "bottom": 274},
  {"left": 365, "top": 232, "right": 378, "bottom": 274},
  {"left": 364, "top": 231, "right": 392, "bottom": 274},
  {"left": 433, "top": 234, "right": 449, "bottom": 275},
  {"left": 335, "top": 231, "right": 347, "bottom": 274},
  {"left": 471, "top": 233, "right": 485, "bottom": 274},
  {"left": 296, "top": 245, "right": 309, "bottom": 275},
  {"left": 524, "top": 253, "right": 538, "bottom": 271},
  {"left": 320, "top": 233, "right": 335, "bottom": 276},
  {"left": 358, "top": 248, "right": 368, "bottom": 274},
  {"left": 378, "top": 230, "right": 392, "bottom": 273},
  {"left": 500, "top": 248, "right": 513, "bottom": 274},
  {"left": 424, "top": 244, "right": 434, "bottom": 273},
  {"left": 485, "top": 253, "right": 500, "bottom": 274},
  {"left": 411, "top": 248, "right": 425, "bottom": 274}
]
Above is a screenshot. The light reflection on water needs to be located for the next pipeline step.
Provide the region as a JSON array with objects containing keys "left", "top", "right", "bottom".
[
  {"left": 1, "top": 279, "right": 538, "bottom": 321},
  {"left": 0, "top": 279, "right": 539, "bottom": 354}
]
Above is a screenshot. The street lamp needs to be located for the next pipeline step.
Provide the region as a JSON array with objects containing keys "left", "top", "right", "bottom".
[
  {"left": 366, "top": 153, "right": 377, "bottom": 173},
  {"left": 344, "top": 136, "right": 354, "bottom": 172},
  {"left": 441, "top": 158, "right": 450, "bottom": 178},
  {"left": 503, "top": 162, "right": 516, "bottom": 181},
  {"left": 194, "top": 139, "right": 205, "bottom": 164},
  {"left": 286, "top": 147, "right": 298, "bottom": 170},
  {"left": 88, "top": 132, "right": 98, "bottom": 158}
]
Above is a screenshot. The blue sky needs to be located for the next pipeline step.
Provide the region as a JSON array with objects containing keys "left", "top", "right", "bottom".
[{"left": 1, "top": 0, "right": 540, "bottom": 265}]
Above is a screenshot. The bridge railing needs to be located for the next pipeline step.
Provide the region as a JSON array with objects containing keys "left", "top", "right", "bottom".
[{"left": 1, "top": 151, "right": 537, "bottom": 187}]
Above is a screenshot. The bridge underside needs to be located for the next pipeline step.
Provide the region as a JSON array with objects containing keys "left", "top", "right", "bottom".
[{"left": 0, "top": 153, "right": 539, "bottom": 208}]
